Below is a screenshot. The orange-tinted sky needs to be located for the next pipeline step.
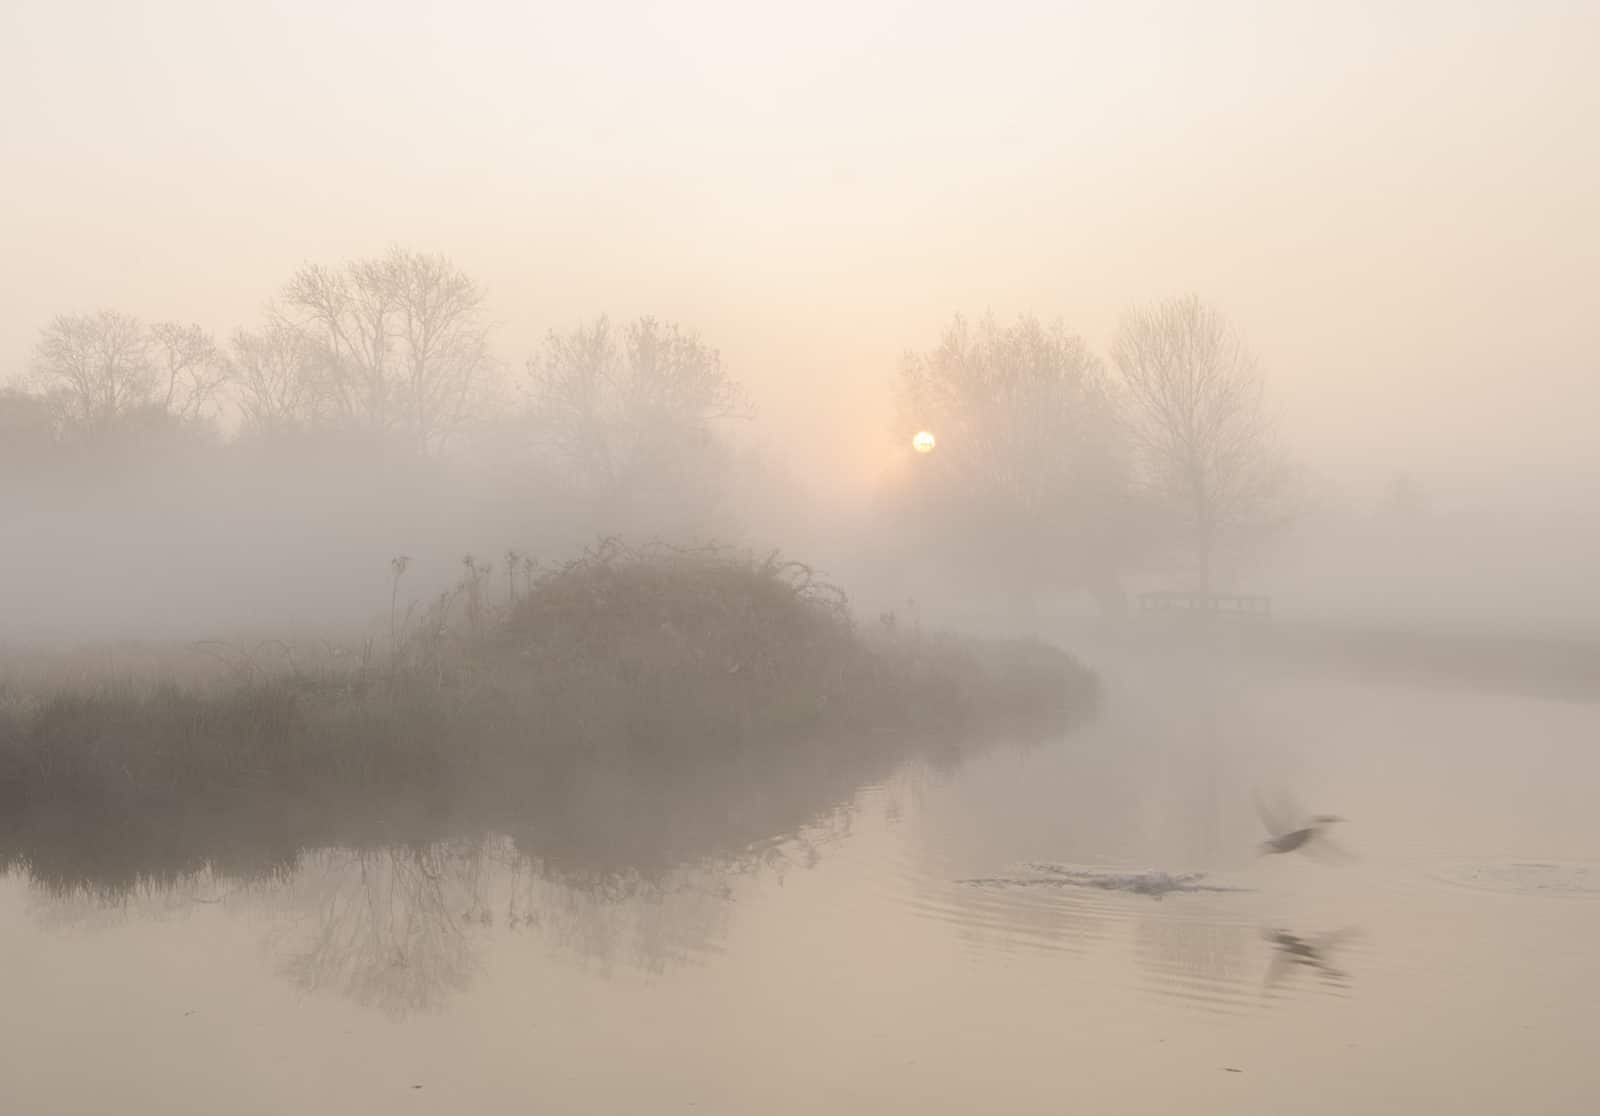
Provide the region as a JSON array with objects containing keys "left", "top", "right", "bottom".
[{"left": 4, "top": 1, "right": 1596, "bottom": 499}]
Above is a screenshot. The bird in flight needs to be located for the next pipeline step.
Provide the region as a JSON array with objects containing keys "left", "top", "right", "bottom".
[{"left": 1255, "top": 788, "right": 1351, "bottom": 859}]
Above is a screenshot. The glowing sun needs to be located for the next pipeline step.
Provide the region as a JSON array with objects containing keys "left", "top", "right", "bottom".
[{"left": 912, "top": 430, "right": 936, "bottom": 454}]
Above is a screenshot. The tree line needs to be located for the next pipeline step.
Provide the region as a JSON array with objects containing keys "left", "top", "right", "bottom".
[
  {"left": 892, "top": 298, "right": 1292, "bottom": 609},
  {"left": 2, "top": 247, "right": 1290, "bottom": 609}
]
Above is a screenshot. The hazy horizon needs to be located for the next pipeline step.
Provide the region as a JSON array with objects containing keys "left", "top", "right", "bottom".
[{"left": 5, "top": 1, "right": 1597, "bottom": 508}]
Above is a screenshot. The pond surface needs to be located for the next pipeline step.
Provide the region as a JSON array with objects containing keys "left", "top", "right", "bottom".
[{"left": 4, "top": 659, "right": 1598, "bottom": 1114}]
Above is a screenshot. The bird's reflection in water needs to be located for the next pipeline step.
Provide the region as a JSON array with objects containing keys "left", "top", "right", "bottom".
[
  {"left": 1261, "top": 926, "right": 1359, "bottom": 994},
  {"left": 1132, "top": 916, "right": 1361, "bottom": 1008}
]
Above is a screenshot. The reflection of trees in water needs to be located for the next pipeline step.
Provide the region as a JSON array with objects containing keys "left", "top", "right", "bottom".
[
  {"left": 501, "top": 803, "right": 857, "bottom": 976},
  {"left": 252, "top": 838, "right": 765, "bottom": 1009},
  {"left": 267, "top": 843, "right": 491, "bottom": 1019},
  {"left": 13, "top": 811, "right": 857, "bottom": 1017},
  {"left": 502, "top": 860, "right": 736, "bottom": 978},
  {"left": 5, "top": 723, "right": 962, "bottom": 1016}
]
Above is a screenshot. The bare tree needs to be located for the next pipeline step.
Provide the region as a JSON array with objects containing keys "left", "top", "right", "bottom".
[
  {"left": 525, "top": 316, "right": 747, "bottom": 527},
  {"left": 1111, "top": 295, "right": 1290, "bottom": 591},
  {"left": 149, "top": 321, "right": 227, "bottom": 421},
  {"left": 31, "top": 309, "right": 155, "bottom": 427},
  {"left": 30, "top": 310, "right": 223, "bottom": 431},
  {"left": 228, "top": 314, "right": 333, "bottom": 436},
  {"left": 280, "top": 248, "right": 493, "bottom": 453},
  {"left": 895, "top": 314, "right": 1132, "bottom": 617}
]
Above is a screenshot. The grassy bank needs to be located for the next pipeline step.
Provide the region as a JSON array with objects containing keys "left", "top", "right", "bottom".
[{"left": 0, "top": 543, "right": 1097, "bottom": 892}]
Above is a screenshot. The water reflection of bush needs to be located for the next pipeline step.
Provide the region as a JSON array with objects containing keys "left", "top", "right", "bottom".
[
  {"left": 12, "top": 803, "right": 862, "bottom": 1018},
  {"left": 270, "top": 844, "right": 486, "bottom": 1019},
  {"left": 273, "top": 829, "right": 862, "bottom": 1013},
  {"left": 3, "top": 663, "right": 1088, "bottom": 1015}
]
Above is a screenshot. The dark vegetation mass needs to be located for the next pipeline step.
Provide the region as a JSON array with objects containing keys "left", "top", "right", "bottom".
[{"left": 0, "top": 543, "right": 1097, "bottom": 895}]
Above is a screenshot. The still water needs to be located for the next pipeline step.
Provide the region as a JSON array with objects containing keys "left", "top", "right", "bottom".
[{"left": 4, "top": 661, "right": 1598, "bottom": 1114}]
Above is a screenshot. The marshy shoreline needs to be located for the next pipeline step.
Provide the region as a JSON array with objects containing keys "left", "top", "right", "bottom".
[{"left": 0, "top": 543, "right": 1098, "bottom": 894}]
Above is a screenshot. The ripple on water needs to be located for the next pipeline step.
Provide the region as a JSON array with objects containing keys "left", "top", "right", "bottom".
[
  {"left": 1422, "top": 857, "right": 1600, "bottom": 900},
  {"left": 911, "top": 862, "right": 1285, "bottom": 1013},
  {"left": 939, "top": 863, "right": 1374, "bottom": 1014},
  {"left": 905, "top": 873, "right": 1108, "bottom": 958},
  {"left": 1133, "top": 915, "right": 1266, "bottom": 1015}
]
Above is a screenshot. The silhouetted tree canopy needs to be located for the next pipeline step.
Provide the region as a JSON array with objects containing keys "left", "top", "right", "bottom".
[
  {"left": 523, "top": 316, "right": 748, "bottom": 536},
  {"left": 894, "top": 314, "right": 1133, "bottom": 613},
  {"left": 276, "top": 247, "right": 494, "bottom": 454},
  {"left": 31, "top": 309, "right": 225, "bottom": 432},
  {"left": 1111, "top": 295, "right": 1291, "bottom": 590},
  {"left": 228, "top": 316, "right": 336, "bottom": 439}
]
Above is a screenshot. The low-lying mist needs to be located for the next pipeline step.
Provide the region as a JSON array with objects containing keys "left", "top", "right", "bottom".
[{"left": 4, "top": 249, "right": 1597, "bottom": 659}]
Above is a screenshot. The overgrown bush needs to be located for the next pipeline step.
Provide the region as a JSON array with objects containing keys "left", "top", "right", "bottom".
[{"left": 0, "top": 541, "right": 1098, "bottom": 890}]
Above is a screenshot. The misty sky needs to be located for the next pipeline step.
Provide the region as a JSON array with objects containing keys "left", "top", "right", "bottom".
[{"left": 4, "top": 0, "right": 1596, "bottom": 501}]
